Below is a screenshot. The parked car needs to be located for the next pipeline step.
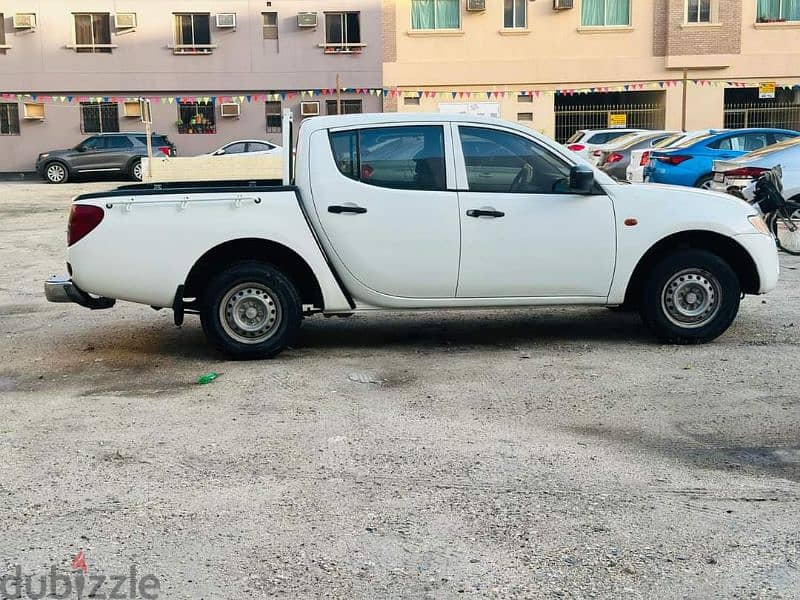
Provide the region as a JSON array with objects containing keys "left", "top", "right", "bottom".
[
  {"left": 711, "top": 137, "right": 800, "bottom": 200},
  {"left": 646, "top": 128, "right": 800, "bottom": 189},
  {"left": 587, "top": 132, "right": 645, "bottom": 165},
  {"left": 565, "top": 128, "right": 644, "bottom": 160},
  {"left": 45, "top": 112, "right": 778, "bottom": 359},
  {"left": 595, "top": 131, "right": 676, "bottom": 180},
  {"left": 627, "top": 130, "right": 715, "bottom": 183},
  {"left": 36, "top": 133, "right": 176, "bottom": 184},
  {"left": 208, "top": 140, "right": 281, "bottom": 157}
]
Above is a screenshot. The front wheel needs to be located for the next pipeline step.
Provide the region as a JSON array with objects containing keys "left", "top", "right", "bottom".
[
  {"left": 200, "top": 261, "right": 302, "bottom": 359},
  {"left": 640, "top": 249, "right": 740, "bottom": 344},
  {"left": 44, "top": 162, "right": 69, "bottom": 184}
]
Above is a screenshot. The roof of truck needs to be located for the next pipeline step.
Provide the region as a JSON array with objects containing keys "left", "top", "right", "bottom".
[{"left": 300, "top": 112, "right": 516, "bottom": 131}]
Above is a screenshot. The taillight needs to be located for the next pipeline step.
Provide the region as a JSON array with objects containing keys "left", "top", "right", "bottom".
[
  {"left": 655, "top": 155, "right": 691, "bottom": 166},
  {"left": 68, "top": 205, "right": 104, "bottom": 246},
  {"left": 567, "top": 144, "right": 585, "bottom": 152},
  {"left": 606, "top": 152, "right": 624, "bottom": 164},
  {"left": 158, "top": 146, "right": 171, "bottom": 157},
  {"left": 724, "top": 166, "right": 768, "bottom": 179},
  {"left": 639, "top": 151, "right": 651, "bottom": 166}
]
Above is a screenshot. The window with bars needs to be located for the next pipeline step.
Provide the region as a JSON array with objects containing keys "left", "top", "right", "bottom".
[
  {"left": 74, "top": 13, "right": 113, "bottom": 53},
  {"left": 80, "top": 102, "right": 119, "bottom": 133},
  {"left": 0, "top": 103, "right": 20, "bottom": 135},
  {"left": 263, "top": 12, "right": 278, "bottom": 39},
  {"left": 326, "top": 100, "right": 363, "bottom": 115},
  {"left": 178, "top": 101, "right": 216, "bottom": 134},
  {"left": 686, "top": 0, "right": 712, "bottom": 23},
  {"left": 266, "top": 101, "right": 282, "bottom": 132},
  {"left": 173, "top": 13, "right": 212, "bottom": 54},
  {"left": 324, "top": 12, "right": 361, "bottom": 50},
  {"left": 504, "top": 0, "right": 527, "bottom": 28}
]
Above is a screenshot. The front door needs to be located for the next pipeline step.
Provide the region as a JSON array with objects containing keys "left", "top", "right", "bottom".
[
  {"left": 71, "top": 136, "right": 109, "bottom": 172},
  {"left": 454, "top": 124, "right": 616, "bottom": 299},
  {"left": 309, "top": 124, "right": 460, "bottom": 298}
]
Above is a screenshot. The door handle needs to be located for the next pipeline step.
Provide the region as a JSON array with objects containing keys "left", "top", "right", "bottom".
[
  {"left": 328, "top": 205, "right": 367, "bottom": 214},
  {"left": 467, "top": 209, "right": 505, "bottom": 218}
]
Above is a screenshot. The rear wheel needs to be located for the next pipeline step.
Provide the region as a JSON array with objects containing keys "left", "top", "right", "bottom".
[
  {"left": 44, "top": 162, "right": 69, "bottom": 184},
  {"left": 200, "top": 261, "right": 302, "bottom": 359},
  {"left": 772, "top": 202, "right": 800, "bottom": 255},
  {"left": 640, "top": 249, "right": 740, "bottom": 344},
  {"left": 130, "top": 159, "right": 143, "bottom": 182},
  {"left": 695, "top": 174, "right": 714, "bottom": 190}
]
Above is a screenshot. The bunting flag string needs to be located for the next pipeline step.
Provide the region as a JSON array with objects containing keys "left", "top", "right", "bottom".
[{"left": 2, "top": 80, "right": 799, "bottom": 106}]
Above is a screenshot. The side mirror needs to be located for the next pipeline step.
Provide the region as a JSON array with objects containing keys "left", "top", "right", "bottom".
[
  {"left": 76, "top": 145, "right": 86, "bottom": 153},
  {"left": 569, "top": 165, "right": 595, "bottom": 195},
  {"left": 214, "top": 149, "right": 225, "bottom": 156}
]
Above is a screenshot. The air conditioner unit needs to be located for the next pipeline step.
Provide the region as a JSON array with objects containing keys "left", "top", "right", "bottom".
[
  {"left": 300, "top": 101, "right": 320, "bottom": 117},
  {"left": 220, "top": 102, "right": 241, "bottom": 118},
  {"left": 466, "top": 0, "right": 486, "bottom": 12},
  {"left": 13, "top": 13, "right": 37, "bottom": 29},
  {"left": 297, "top": 12, "right": 318, "bottom": 28},
  {"left": 115, "top": 13, "right": 137, "bottom": 30},
  {"left": 553, "top": 0, "right": 574, "bottom": 10},
  {"left": 216, "top": 13, "right": 237, "bottom": 29}
]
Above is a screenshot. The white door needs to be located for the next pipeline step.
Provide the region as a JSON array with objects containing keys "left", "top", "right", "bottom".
[
  {"left": 454, "top": 124, "right": 616, "bottom": 298},
  {"left": 308, "top": 124, "right": 461, "bottom": 298}
]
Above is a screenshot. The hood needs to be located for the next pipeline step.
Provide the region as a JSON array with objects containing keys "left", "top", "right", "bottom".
[{"left": 39, "top": 148, "right": 74, "bottom": 157}]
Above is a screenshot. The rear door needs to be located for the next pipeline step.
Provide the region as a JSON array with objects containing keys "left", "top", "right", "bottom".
[
  {"left": 102, "top": 135, "right": 136, "bottom": 171},
  {"left": 309, "top": 123, "right": 461, "bottom": 298},
  {"left": 454, "top": 124, "right": 616, "bottom": 299}
]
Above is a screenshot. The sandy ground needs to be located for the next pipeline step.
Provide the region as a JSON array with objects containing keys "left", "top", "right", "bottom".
[{"left": 0, "top": 181, "right": 799, "bottom": 599}]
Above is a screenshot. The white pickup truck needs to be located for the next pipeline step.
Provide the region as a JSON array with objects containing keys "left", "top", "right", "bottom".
[{"left": 46, "top": 112, "right": 779, "bottom": 359}]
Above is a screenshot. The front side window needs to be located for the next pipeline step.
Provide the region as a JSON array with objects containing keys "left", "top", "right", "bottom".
[
  {"left": 74, "top": 13, "right": 112, "bottom": 53},
  {"left": 581, "top": 0, "right": 631, "bottom": 26},
  {"left": 686, "top": 0, "right": 711, "bottom": 22},
  {"left": 0, "top": 103, "right": 20, "bottom": 135},
  {"left": 325, "top": 12, "right": 361, "bottom": 47},
  {"left": 177, "top": 102, "right": 216, "bottom": 134},
  {"left": 411, "top": 0, "right": 461, "bottom": 30},
  {"left": 223, "top": 142, "right": 247, "bottom": 154},
  {"left": 265, "top": 101, "right": 282, "bottom": 132},
  {"left": 174, "top": 13, "right": 212, "bottom": 54},
  {"left": 504, "top": 0, "right": 527, "bottom": 28},
  {"left": 459, "top": 126, "right": 572, "bottom": 194},
  {"left": 757, "top": 0, "right": 800, "bottom": 22},
  {"left": 80, "top": 102, "right": 119, "bottom": 133},
  {"left": 81, "top": 137, "right": 107, "bottom": 151},
  {"left": 330, "top": 126, "right": 447, "bottom": 191},
  {"left": 326, "top": 99, "right": 363, "bottom": 115}
]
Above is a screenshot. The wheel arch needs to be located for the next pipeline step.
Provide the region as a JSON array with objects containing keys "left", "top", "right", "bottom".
[
  {"left": 623, "top": 230, "right": 760, "bottom": 307},
  {"left": 184, "top": 238, "right": 324, "bottom": 309}
]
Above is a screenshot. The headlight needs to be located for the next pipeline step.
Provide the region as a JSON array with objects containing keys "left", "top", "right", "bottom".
[
  {"left": 748, "top": 214, "right": 771, "bottom": 236},
  {"left": 39, "top": 153, "right": 49, "bottom": 159}
]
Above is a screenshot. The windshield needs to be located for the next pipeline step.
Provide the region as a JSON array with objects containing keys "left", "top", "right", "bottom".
[
  {"left": 654, "top": 133, "right": 684, "bottom": 148},
  {"left": 566, "top": 131, "right": 584, "bottom": 144}
]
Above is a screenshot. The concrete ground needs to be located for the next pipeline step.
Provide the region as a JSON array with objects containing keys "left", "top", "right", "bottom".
[{"left": 0, "top": 181, "right": 798, "bottom": 599}]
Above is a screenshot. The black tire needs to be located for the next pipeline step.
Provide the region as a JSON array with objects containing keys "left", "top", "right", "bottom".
[
  {"left": 43, "top": 161, "right": 69, "bottom": 184},
  {"left": 640, "top": 249, "right": 740, "bottom": 344},
  {"left": 200, "top": 261, "right": 302, "bottom": 359},
  {"left": 129, "top": 159, "right": 143, "bottom": 182},
  {"left": 773, "top": 202, "right": 800, "bottom": 256},
  {"left": 694, "top": 174, "right": 714, "bottom": 190}
]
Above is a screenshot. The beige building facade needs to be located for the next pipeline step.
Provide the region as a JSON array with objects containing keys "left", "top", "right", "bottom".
[
  {"left": 383, "top": 0, "right": 800, "bottom": 141},
  {"left": 0, "top": 0, "right": 383, "bottom": 172}
]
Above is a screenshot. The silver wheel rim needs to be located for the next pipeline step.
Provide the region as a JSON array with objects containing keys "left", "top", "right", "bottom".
[
  {"left": 699, "top": 179, "right": 713, "bottom": 190},
  {"left": 219, "top": 283, "right": 282, "bottom": 345},
  {"left": 661, "top": 268, "right": 721, "bottom": 329},
  {"left": 133, "top": 162, "right": 142, "bottom": 180},
  {"left": 47, "top": 164, "right": 65, "bottom": 183}
]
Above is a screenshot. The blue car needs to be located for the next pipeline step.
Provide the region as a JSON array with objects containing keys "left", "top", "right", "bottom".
[{"left": 646, "top": 128, "right": 800, "bottom": 189}]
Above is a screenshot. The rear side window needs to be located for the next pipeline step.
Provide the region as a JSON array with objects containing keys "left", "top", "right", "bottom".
[
  {"left": 708, "top": 133, "right": 769, "bottom": 152},
  {"left": 329, "top": 126, "right": 446, "bottom": 191},
  {"left": 107, "top": 136, "right": 134, "bottom": 149}
]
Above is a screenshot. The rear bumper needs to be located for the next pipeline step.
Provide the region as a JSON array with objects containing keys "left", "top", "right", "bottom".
[{"left": 45, "top": 274, "right": 116, "bottom": 309}]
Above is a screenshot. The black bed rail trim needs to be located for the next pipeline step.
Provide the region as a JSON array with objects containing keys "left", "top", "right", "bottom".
[{"left": 75, "top": 182, "right": 294, "bottom": 202}]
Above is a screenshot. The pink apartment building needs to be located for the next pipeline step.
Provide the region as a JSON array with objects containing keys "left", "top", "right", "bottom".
[{"left": 0, "top": 0, "right": 383, "bottom": 172}]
